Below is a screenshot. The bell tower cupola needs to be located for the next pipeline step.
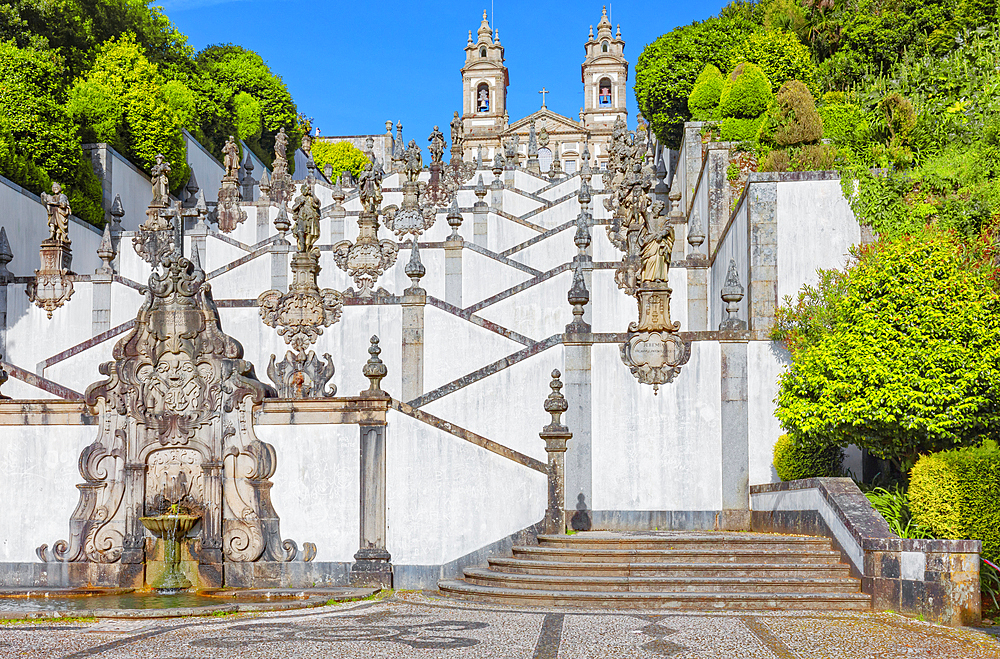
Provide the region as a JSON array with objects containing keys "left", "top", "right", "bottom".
[
  {"left": 581, "top": 6, "right": 627, "bottom": 131},
  {"left": 461, "top": 11, "right": 509, "bottom": 158}
]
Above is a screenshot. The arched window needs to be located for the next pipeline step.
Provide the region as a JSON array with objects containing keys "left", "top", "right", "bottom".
[
  {"left": 599, "top": 78, "right": 612, "bottom": 106},
  {"left": 538, "top": 147, "right": 553, "bottom": 173},
  {"left": 480, "top": 46, "right": 487, "bottom": 58},
  {"left": 477, "top": 83, "right": 490, "bottom": 112},
  {"left": 602, "top": 41, "right": 609, "bottom": 53}
]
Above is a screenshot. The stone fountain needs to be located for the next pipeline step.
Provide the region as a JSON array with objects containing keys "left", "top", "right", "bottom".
[{"left": 36, "top": 251, "right": 314, "bottom": 589}]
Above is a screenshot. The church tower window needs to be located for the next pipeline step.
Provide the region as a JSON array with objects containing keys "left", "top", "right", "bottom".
[
  {"left": 602, "top": 40, "right": 609, "bottom": 53},
  {"left": 480, "top": 46, "right": 487, "bottom": 58},
  {"left": 599, "top": 78, "right": 612, "bottom": 106},
  {"left": 477, "top": 83, "right": 490, "bottom": 112}
]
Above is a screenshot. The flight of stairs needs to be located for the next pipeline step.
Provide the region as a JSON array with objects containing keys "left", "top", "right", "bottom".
[{"left": 438, "top": 531, "right": 871, "bottom": 610}]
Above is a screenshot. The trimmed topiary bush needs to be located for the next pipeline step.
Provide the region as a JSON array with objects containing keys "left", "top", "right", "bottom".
[
  {"left": 720, "top": 116, "right": 766, "bottom": 142},
  {"left": 758, "top": 80, "right": 822, "bottom": 147},
  {"left": 718, "top": 62, "right": 773, "bottom": 119},
  {"left": 688, "top": 64, "right": 725, "bottom": 121},
  {"left": 909, "top": 441, "right": 1000, "bottom": 562},
  {"left": 772, "top": 434, "right": 844, "bottom": 481}
]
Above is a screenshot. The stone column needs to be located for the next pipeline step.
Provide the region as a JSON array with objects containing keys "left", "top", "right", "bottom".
[
  {"left": 270, "top": 207, "right": 292, "bottom": 292},
  {"left": 401, "top": 242, "right": 426, "bottom": 402},
  {"left": 684, "top": 186, "right": 709, "bottom": 331},
  {"left": 539, "top": 370, "right": 572, "bottom": 535},
  {"left": 473, "top": 175, "right": 488, "bottom": 248},
  {"left": 92, "top": 273, "right": 112, "bottom": 335},
  {"left": 329, "top": 182, "right": 347, "bottom": 243},
  {"left": 748, "top": 181, "right": 778, "bottom": 332},
  {"left": 444, "top": 200, "right": 463, "bottom": 308},
  {"left": 351, "top": 336, "right": 393, "bottom": 588},
  {"left": 718, "top": 262, "right": 750, "bottom": 530}
]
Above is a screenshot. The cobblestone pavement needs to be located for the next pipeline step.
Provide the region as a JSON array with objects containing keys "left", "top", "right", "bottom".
[{"left": 2, "top": 592, "right": 999, "bottom": 658}]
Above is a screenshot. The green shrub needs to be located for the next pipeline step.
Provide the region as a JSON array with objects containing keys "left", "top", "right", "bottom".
[
  {"left": 864, "top": 486, "right": 932, "bottom": 539},
  {"left": 789, "top": 144, "right": 836, "bottom": 171},
  {"left": 772, "top": 434, "right": 843, "bottom": 481},
  {"left": 311, "top": 140, "right": 369, "bottom": 183},
  {"left": 718, "top": 62, "right": 773, "bottom": 119},
  {"left": 877, "top": 92, "right": 917, "bottom": 145},
  {"left": 760, "top": 148, "right": 790, "bottom": 172},
  {"left": 724, "top": 29, "right": 817, "bottom": 92},
  {"left": 726, "top": 162, "right": 740, "bottom": 181},
  {"left": 688, "top": 64, "right": 725, "bottom": 121},
  {"left": 909, "top": 441, "right": 1000, "bottom": 562},
  {"left": 818, "top": 102, "right": 866, "bottom": 144},
  {"left": 720, "top": 116, "right": 765, "bottom": 142},
  {"left": 759, "top": 80, "right": 821, "bottom": 147}
]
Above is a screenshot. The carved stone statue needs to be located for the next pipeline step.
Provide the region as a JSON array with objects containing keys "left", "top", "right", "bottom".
[
  {"left": 403, "top": 139, "right": 423, "bottom": 183},
  {"left": 274, "top": 127, "right": 288, "bottom": 160},
  {"left": 450, "top": 111, "right": 464, "bottom": 152},
  {"left": 640, "top": 200, "right": 672, "bottom": 283},
  {"left": 358, "top": 160, "right": 383, "bottom": 216},
  {"left": 222, "top": 136, "right": 239, "bottom": 178},
  {"left": 428, "top": 125, "right": 446, "bottom": 164},
  {"left": 41, "top": 182, "right": 71, "bottom": 243},
  {"left": 291, "top": 182, "right": 321, "bottom": 254},
  {"left": 151, "top": 154, "right": 171, "bottom": 206}
]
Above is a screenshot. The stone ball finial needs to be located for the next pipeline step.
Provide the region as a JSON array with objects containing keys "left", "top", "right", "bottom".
[
  {"left": 719, "top": 259, "right": 748, "bottom": 331},
  {"left": 362, "top": 335, "right": 388, "bottom": 396}
]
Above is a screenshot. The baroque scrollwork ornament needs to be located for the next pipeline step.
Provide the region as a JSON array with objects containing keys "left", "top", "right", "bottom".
[
  {"left": 133, "top": 201, "right": 182, "bottom": 267},
  {"left": 333, "top": 160, "right": 399, "bottom": 297},
  {"left": 37, "top": 252, "right": 313, "bottom": 581}
]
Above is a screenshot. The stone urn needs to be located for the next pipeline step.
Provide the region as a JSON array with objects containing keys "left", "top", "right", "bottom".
[{"left": 140, "top": 514, "right": 200, "bottom": 592}]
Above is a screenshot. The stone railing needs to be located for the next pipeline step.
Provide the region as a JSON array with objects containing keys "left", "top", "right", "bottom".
[{"left": 750, "top": 478, "right": 981, "bottom": 626}]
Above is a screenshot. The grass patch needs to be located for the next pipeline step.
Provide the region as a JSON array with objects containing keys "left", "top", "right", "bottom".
[{"left": 0, "top": 616, "right": 97, "bottom": 625}]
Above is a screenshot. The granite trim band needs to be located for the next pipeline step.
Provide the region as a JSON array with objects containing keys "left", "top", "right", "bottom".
[{"left": 0, "top": 361, "right": 84, "bottom": 400}]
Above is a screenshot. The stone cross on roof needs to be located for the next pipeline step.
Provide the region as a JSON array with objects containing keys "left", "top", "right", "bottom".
[{"left": 539, "top": 88, "right": 549, "bottom": 107}]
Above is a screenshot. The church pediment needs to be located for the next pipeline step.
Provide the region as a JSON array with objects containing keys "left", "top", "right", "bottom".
[{"left": 505, "top": 109, "right": 583, "bottom": 135}]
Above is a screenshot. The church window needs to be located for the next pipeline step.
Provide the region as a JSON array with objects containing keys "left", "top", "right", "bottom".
[
  {"left": 477, "top": 83, "right": 490, "bottom": 112},
  {"left": 602, "top": 41, "right": 609, "bottom": 53},
  {"left": 599, "top": 78, "right": 612, "bottom": 106},
  {"left": 539, "top": 147, "right": 553, "bottom": 173},
  {"left": 480, "top": 46, "right": 487, "bottom": 58},
  {"left": 565, "top": 160, "right": 577, "bottom": 174},
  {"left": 599, "top": 160, "right": 608, "bottom": 171}
]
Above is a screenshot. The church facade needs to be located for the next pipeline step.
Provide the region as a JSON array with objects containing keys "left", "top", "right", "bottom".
[{"left": 458, "top": 8, "right": 628, "bottom": 174}]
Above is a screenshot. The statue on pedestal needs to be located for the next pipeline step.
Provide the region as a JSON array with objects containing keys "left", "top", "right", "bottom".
[
  {"left": 222, "top": 136, "right": 240, "bottom": 178},
  {"left": 428, "top": 126, "right": 446, "bottom": 164},
  {"left": 151, "top": 154, "right": 171, "bottom": 206},
  {"left": 291, "top": 182, "right": 321, "bottom": 255},
  {"left": 41, "top": 182, "right": 71, "bottom": 243}
]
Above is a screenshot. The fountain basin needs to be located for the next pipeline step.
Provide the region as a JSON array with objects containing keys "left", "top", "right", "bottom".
[{"left": 139, "top": 514, "right": 199, "bottom": 538}]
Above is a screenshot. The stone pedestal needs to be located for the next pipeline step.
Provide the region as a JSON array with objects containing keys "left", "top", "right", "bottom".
[
  {"left": 27, "top": 239, "right": 74, "bottom": 319},
  {"left": 92, "top": 272, "right": 112, "bottom": 335},
  {"left": 444, "top": 239, "right": 463, "bottom": 307},
  {"left": 719, "top": 337, "right": 750, "bottom": 530},
  {"left": 687, "top": 263, "right": 709, "bottom": 331},
  {"left": 540, "top": 372, "right": 572, "bottom": 535},
  {"left": 563, "top": 337, "right": 592, "bottom": 531},
  {"left": 270, "top": 240, "right": 292, "bottom": 292},
  {"left": 351, "top": 424, "right": 392, "bottom": 587},
  {"left": 401, "top": 288, "right": 425, "bottom": 402}
]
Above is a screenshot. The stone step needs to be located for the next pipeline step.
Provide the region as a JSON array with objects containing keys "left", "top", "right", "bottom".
[
  {"left": 536, "top": 533, "right": 834, "bottom": 552},
  {"left": 511, "top": 546, "right": 844, "bottom": 565},
  {"left": 438, "top": 579, "right": 872, "bottom": 610},
  {"left": 487, "top": 557, "right": 854, "bottom": 579},
  {"left": 462, "top": 568, "right": 861, "bottom": 593}
]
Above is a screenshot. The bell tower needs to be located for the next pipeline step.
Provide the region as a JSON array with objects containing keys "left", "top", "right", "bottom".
[
  {"left": 581, "top": 7, "right": 627, "bottom": 132},
  {"left": 461, "top": 11, "right": 509, "bottom": 158}
]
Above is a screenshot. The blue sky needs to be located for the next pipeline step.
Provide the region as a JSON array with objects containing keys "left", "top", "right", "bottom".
[{"left": 161, "top": 0, "right": 729, "bottom": 144}]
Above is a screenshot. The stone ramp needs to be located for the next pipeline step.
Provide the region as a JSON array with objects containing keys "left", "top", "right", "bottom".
[{"left": 438, "top": 531, "right": 871, "bottom": 611}]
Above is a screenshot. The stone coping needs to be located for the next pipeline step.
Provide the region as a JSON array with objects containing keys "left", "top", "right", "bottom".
[
  {"left": 0, "top": 398, "right": 391, "bottom": 426},
  {"left": 750, "top": 479, "right": 981, "bottom": 554},
  {"left": 0, "top": 587, "right": 376, "bottom": 619}
]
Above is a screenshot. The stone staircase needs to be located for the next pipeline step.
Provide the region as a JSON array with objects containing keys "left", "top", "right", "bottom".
[{"left": 438, "top": 531, "right": 872, "bottom": 610}]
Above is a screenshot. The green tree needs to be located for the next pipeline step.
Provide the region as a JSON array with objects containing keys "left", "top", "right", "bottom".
[
  {"left": 67, "top": 33, "right": 190, "bottom": 191},
  {"left": 311, "top": 141, "right": 369, "bottom": 183},
  {"left": 0, "top": 38, "right": 102, "bottom": 224},
  {"left": 759, "top": 79, "right": 823, "bottom": 147},
  {"left": 687, "top": 64, "right": 725, "bottom": 121},
  {"left": 773, "top": 228, "right": 1000, "bottom": 471},
  {"left": 195, "top": 44, "right": 299, "bottom": 169},
  {"left": 724, "top": 29, "right": 818, "bottom": 92}
]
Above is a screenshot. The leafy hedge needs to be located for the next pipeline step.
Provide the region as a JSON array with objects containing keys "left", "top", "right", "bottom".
[
  {"left": 909, "top": 441, "right": 1000, "bottom": 561},
  {"left": 759, "top": 80, "right": 822, "bottom": 147},
  {"left": 688, "top": 64, "right": 725, "bottom": 121},
  {"left": 719, "top": 62, "right": 772, "bottom": 119},
  {"left": 772, "top": 434, "right": 843, "bottom": 481}
]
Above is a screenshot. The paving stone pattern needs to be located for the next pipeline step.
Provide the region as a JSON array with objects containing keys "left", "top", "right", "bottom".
[{"left": 1, "top": 593, "right": 998, "bottom": 658}]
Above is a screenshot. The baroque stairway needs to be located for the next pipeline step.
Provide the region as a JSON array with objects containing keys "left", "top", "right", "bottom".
[{"left": 438, "top": 531, "right": 872, "bottom": 610}]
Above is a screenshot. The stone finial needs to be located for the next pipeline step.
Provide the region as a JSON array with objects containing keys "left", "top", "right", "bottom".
[
  {"left": 274, "top": 205, "right": 291, "bottom": 238},
  {"left": 110, "top": 194, "right": 125, "bottom": 227},
  {"left": 719, "top": 258, "right": 747, "bottom": 331},
  {"left": 404, "top": 239, "right": 425, "bottom": 291},
  {"left": 259, "top": 169, "right": 271, "bottom": 195},
  {"left": 362, "top": 335, "right": 388, "bottom": 396},
  {"left": 616, "top": 24, "right": 621, "bottom": 39},
  {"left": 474, "top": 174, "right": 487, "bottom": 202},
  {"left": 543, "top": 370, "right": 569, "bottom": 432},
  {"left": 96, "top": 224, "right": 115, "bottom": 274},
  {"left": 0, "top": 226, "right": 13, "bottom": 282},
  {"left": 447, "top": 198, "right": 463, "bottom": 241},
  {"left": 324, "top": 163, "right": 334, "bottom": 182},
  {"left": 589, "top": 25, "right": 594, "bottom": 39},
  {"left": 492, "top": 153, "right": 505, "bottom": 180},
  {"left": 467, "top": 29, "right": 473, "bottom": 44},
  {"left": 184, "top": 171, "right": 200, "bottom": 207},
  {"left": 566, "top": 261, "right": 591, "bottom": 333},
  {"left": 687, "top": 204, "right": 705, "bottom": 256}
]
